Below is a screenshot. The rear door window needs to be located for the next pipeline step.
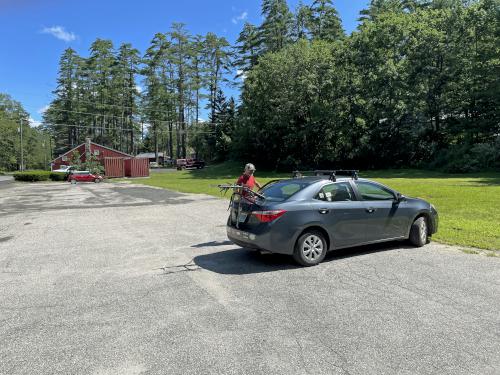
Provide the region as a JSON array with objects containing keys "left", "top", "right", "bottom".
[
  {"left": 355, "top": 181, "right": 395, "bottom": 201},
  {"left": 316, "top": 182, "right": 356, "bottom": 202}
]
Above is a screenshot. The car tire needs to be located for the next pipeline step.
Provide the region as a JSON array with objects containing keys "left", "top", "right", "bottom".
[
  {"left": 293, "top": 230, "right": 327, "bottom": 267},
  {"left": 94, "top": 178, "right": 101, "bottom": 183},
  {"left": 70, "top": 179, "right": 76, "bottom": 184},
  {"left": 409, "top": 217, "right": 428, "bottom": 247}
]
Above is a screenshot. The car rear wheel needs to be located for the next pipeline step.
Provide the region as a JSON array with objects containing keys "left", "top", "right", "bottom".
[
  {"left": 293, "top": 230, "right": 327, "bottom": 266},
  {"left": 409, "top": 217, "right": 428, "bottom": 247},
  {"left": 70, "top": 179, "right": 76, "bottom": 184}
]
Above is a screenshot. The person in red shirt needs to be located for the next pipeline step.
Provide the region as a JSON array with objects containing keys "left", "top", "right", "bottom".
[{"left": 236, "top": 163, "right": 262, "bottom": 192}]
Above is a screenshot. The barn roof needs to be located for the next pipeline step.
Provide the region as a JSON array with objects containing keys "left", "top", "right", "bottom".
[{"left": 51, "top": 141, "right": 132, "bottom": 163}]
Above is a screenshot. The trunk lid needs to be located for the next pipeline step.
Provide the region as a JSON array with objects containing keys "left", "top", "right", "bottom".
[{"left": 229, "top": 194, "right": 279, "bottom": 230}]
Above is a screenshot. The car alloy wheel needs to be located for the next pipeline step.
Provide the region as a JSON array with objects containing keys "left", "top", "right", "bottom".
[
  {"left": 302, "top": 235, "right": 323, "bottom": 261},
  {"left": 94, "top": 178, "right": 101, "bottom": 183},
  {"left": 293, "top": 230, "right": 327, "bottom": 266}
]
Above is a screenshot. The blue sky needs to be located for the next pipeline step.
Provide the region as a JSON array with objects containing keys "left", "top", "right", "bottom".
[{"left": 0, "top": 0, "right": 369, "bottom": 125}]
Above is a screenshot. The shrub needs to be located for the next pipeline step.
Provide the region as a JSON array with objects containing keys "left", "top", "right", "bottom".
[
  {"left": 430, "top": 142, "right": 500, "bottom": 173},
  {"left": 13, "top": 170, "right": 51, "bottom": 182},
  {"left": 49, "top": 172, "right": 68, "bottom": 181}
]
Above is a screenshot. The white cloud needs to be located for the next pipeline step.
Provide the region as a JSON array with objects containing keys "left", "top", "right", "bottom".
[
  {"left": 41, "top": 26, "right": 77, "bottom": 42},
  {"left": 135, "top": 85, "right": 143, "bottom": 94},
  {"left": 232, "top": 11, "right": 248, "bottom": 24},
  {"left": 29, "top": 117, "right": 42, "bottom": 127},
  {"left": 237, "top": 69, "right": 247, "bottom": 81},
  {"left": 38, "top": 105, "right": 49, "bottom": 114}
]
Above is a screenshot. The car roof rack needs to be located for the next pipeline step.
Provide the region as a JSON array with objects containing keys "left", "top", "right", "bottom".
[{"left": 292, "top": 170, "right": 359, "bottom": 182}]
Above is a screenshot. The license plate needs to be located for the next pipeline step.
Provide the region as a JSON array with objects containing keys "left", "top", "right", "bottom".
[{"left": 238, "top": 213, "right": 247, "bottom": 222}]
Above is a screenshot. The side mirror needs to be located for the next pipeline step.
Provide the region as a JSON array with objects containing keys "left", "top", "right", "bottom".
[{"left": 395, "top": 192, "right": 406, "bottom": 202}]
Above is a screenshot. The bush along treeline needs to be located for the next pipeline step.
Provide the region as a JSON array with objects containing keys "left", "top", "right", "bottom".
[
  {"left": 38, "top": 0, "right": 500, "bottom": 172},
  {"left": 13, "top": 171, "right": 67, "bottom": 182}
]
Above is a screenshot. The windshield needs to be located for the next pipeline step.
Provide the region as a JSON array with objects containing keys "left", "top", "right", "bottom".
[{"left": 260, "top": 181, "right": 311, "bottom": 202}]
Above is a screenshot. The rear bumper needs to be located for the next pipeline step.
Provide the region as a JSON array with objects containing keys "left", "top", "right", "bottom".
[{"left": 226, "top": 225, "right": 294, "bottom": 255}]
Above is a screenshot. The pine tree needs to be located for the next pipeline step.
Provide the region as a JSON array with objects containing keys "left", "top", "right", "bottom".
[
  {"left": 113, "top": 43, "right": 140, "bottom": 153},
  {"left": 142, "top": 33, "right": 169, "bottom": 163},
  {"left": 308, "top": 0, "right": 344, "bottom": 41},
  {"left": 235, "top": 22, "right": 261, "bottom": 74},
  {"left": 44, "top": 48, "right": 80, "bottom": 153},
  {"left": 169, "top": 23, "right": 192, "bottom": 158},
  {"left": 260, "top": 0, "right": 294, "bottom": 53},
  {"left": 202, "top": 32, "right": 232, "bottom": 129},
  {"left": 87, "top": 39, "right": 116, "bottom": 144},
  {"left": 293, "top": 2, "right": 312, "bottom": 40},
  {"left": 190, "top": 35, "right": 206, "bottom": 125}
]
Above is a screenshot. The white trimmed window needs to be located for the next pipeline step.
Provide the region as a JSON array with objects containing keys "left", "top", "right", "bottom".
[{"left": 62, "top": 155, "right": 68, "bottom": 161}]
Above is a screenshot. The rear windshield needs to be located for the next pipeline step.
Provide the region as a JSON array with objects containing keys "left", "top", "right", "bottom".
[{"left": 261, "top": 181, "right": 311, "bottom": 202}]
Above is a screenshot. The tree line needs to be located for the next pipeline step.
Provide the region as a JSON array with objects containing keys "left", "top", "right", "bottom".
[
  {"left": 0, "top": 94, "right": 51, "bottom": 171},
  {"left": 234, "top": 0, "right": 500, "bottom": 172},
  {"left": 42, "top": 23, "right": 233, "bottom": 163},
  {"left": 2, "top": 0, "right": 498, "bottom": 172}
]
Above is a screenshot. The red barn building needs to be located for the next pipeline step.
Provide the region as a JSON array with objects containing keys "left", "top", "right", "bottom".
[{"left": 51, "top": 139, "right": 149, "bottom": 178}]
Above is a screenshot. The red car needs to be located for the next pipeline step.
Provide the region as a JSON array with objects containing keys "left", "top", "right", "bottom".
[{"left": 68, "top": 171, "right": 103, "bottom": 184}]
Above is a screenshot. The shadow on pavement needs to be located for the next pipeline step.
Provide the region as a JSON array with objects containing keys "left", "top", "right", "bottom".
[
  {"left": 193, "top": 240, "right": 415, "bottom": 275},
  {"left": 193, "top": 248, "right": 298, "bottom": 274},
  {"left": 191, "top": 240, "right": 233, "bottom": 248}
]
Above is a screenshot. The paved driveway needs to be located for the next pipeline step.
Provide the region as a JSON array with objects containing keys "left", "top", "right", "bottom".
[{"left": 0, "top": 182, "right": 499, "bottom": 375}]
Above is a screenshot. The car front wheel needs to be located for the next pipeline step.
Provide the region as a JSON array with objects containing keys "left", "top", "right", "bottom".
[
  {"left": 94, "top": 178, "right": 101, "bottom": 183},
  {"left": 409, "top": 217, "right": 428, "bottom": 247},
  {"left": 293, "top": 230, "right": 327, "bottom": 266}
]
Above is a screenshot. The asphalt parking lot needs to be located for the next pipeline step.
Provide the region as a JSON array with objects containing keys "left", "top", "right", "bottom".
[{"left": 0, "top": 181, "right": 499, "bottom": 375}]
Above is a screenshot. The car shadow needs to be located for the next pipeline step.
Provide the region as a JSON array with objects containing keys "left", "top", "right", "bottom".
[
  {"left": 191, "top": 240, "right": 233, "bottom": 248},
  {"left": 193, "top": 240, "right": 414, "bottom": 275}
]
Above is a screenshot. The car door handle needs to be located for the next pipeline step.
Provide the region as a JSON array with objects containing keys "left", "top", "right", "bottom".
[
  {"left": 319, "top": 208, "right": 329, "bottom": 214},
  {"left": 366, "top": 207, "right": 376, "bottom": 213}
]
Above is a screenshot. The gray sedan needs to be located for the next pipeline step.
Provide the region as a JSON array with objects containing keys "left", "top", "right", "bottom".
[{"left": 226, "top": 173, "right": 438, "bottom": 266}]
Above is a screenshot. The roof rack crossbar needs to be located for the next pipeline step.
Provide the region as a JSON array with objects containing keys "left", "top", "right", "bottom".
[{"left": 292, "top": 170, "right": 359, "bottom": 181}]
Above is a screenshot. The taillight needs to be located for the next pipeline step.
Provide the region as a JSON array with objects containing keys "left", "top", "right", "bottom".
[{"left": 253, "top": 210, "right": 287, "bottom": 223}]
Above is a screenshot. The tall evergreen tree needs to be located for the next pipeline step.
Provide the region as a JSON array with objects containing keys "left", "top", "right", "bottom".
[
  {"left": 86, "top": 39, "right": 116, "bottom": 143},
  {"left": 142, "top": 33, "right": 170, "bottom": 163},
  {"left": 113, "top": 43, "right": 140, "bottom": 153},
  {"left": 235, "top": 22, "right": 261, "bottom": 75},
  {"left": 43, "top": 48, "right": 80, "bottom": 153},
  {"left": 203, "top": 32, "right": 232, "bottom": 126},
  {"left": 260, "top": 0, "right": 294, "bottom": 52},
  {"left": 293, "top": 2, "right": 312, "bottom": 40},
  {"left": 169, "top": 23, "right": 191, "bottom": 158},
  {"left": 308, "top": 0, "right": 344, "bottom": 41}
]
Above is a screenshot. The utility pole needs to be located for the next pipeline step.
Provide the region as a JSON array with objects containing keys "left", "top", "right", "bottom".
[{"left": 19, "top": 118, "right": 24, "bottom": 171}]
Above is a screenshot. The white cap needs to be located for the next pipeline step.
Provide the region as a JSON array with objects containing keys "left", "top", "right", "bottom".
[{"left": 245, "top": 163, "right": 256, "bottom": 171}]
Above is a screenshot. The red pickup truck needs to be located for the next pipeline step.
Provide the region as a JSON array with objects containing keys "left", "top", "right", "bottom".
[{"left": 176, "top": 158, "right": 205, "bottom": 170}]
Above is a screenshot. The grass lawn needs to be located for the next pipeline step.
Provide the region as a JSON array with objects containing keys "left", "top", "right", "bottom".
[{"left": 127, "top": 162, "right": 500, "bottom": 251}]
